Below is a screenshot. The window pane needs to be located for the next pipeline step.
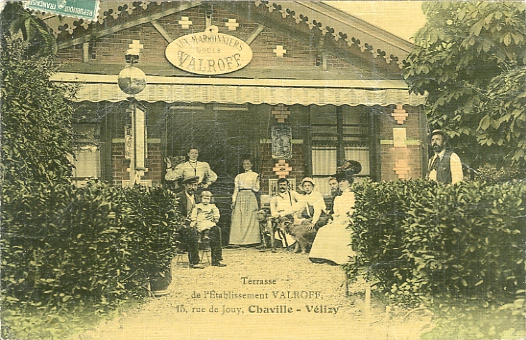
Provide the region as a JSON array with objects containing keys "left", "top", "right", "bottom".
[
  {"left": 344, "top": 147, "right": 370, "bottom": 176},
  {"left": 310, "top": 105, "right": 336, "bottom": 124},
  {"left": 312, "top": 147, "right": 337, "bottom": 176}
]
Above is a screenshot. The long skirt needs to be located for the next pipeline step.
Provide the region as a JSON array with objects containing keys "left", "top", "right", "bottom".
[
  {"left": 309, "top": 218, "right": 355, "bottom": 265},
  {"left": 229, "top": 190, "right": 261, "bottom": 245}
]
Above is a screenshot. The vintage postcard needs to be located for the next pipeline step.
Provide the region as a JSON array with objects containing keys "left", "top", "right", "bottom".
[{"left": 2, "top": 1, "right": 524, "bottom": 339}]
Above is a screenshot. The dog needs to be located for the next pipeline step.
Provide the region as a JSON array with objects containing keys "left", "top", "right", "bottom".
[
  {"left": 258, "top": 210, "right": 318, "bottom": 254},
  {"left": 279, "top": 216, "right": 318, "bottom": 254},
  {"left": 257, "top": 209, "right": 293, "bottom": 253},
  {"left": 257, "top": 209, "right": 275, "bottom": 251}
]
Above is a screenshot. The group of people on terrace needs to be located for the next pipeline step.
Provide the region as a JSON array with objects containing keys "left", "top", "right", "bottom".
[{"left": 165, "top": 129, "right": 462, "bottom": 269}]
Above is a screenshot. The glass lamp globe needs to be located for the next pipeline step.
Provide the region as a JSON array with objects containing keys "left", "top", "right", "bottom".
[{"left": 118, "top": 65, "right": 146, "bottom": 95}]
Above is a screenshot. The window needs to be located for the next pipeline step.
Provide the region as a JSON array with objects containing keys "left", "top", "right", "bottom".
[
  {"left": 310, "top": 105, "right": 370, "bottom": 196},
  {"left": 70, "top": 124, "right": 101, "bottom": 187}
]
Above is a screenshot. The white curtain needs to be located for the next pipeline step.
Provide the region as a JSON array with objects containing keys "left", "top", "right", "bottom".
[
  {"left": 344, "top": 147, "right": 370, "bottom": 176},
  {"left": 311, "top": 146, "right": 370, "bottom": 195},
  {"left": 312, "top": 147, "right": 337, "bottom": 196},
  {"left": 71, "top": 146, "right": 100, "bottom": 186}
]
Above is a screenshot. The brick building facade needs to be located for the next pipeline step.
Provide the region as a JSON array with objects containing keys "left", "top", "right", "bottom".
[{"left": 44, "top": 1, "right": 427, "bottom": 200}]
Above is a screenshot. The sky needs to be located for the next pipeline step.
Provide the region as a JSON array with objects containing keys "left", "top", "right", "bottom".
[{"left": 325, "top": 1, "right": 427, "bottom": 42}]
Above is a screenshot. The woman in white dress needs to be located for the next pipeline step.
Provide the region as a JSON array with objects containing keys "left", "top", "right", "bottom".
[
  {"left": 229, "top": 158, "right": 261, "bottom": 246},
  {"left": 309, "top": 172, "right": 356, "bottom": 265}
]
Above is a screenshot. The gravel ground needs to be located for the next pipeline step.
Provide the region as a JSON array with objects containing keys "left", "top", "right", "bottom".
[{"left": 76, "top": 248, "right": 432, "bottom": 340}]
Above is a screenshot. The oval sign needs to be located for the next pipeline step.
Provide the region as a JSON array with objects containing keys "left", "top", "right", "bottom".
[{"left": 166, "top": 26, "right": 253, "bottom": 75}]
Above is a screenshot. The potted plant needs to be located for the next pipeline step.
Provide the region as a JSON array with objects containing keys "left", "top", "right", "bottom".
[{"left": 127, "top": 186, "right": 180, "bottom": 297}]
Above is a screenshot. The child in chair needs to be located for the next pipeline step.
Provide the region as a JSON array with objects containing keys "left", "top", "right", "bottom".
[{"left": 190, "top": 191, "right": 220, "bottom": 244}]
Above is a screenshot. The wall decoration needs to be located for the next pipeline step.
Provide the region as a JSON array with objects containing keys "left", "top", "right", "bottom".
[{"left": 271, "top": 125, "right": 292, "bottom": 159}]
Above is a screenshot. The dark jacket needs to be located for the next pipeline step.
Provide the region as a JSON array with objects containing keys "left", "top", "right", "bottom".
[
  {"left": 175, "top": 191, "right": 196, "bottom": 226},
  {"left": 428, "top": 149, "right": 454, "bottom": 184}
]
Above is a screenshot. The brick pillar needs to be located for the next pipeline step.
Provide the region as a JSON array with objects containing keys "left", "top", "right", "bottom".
[
  {"left": 112, "top": 140, "right": 163, "bottom": 186},
  {"left": 112, "top": 143, "right": 129, "bottom": 186},
  {"left": 144, "top": 143, "right": 163, "bottom": 186},
  {"left": 379, "top": 105, "right": 425, "bottom": 181},
  {"left": 259, "top": 142, "right": 305, "bottom": 195}
]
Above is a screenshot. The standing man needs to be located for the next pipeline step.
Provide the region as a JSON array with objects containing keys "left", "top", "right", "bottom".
[
  {"left": 176, "top": 176, "right": 226, "bottom": 268},
  {"left": 298, "top": 177, "right": 329, "bottom": 230},
  {"left": 426, "top": 130, "right": 463, "bottom": 184},
  {"left": 166, "top": 148, "right": 217, "bottom": 189}
]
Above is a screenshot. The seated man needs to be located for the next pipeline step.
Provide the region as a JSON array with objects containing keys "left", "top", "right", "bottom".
[
  {"left": 268, "top": 178, "right": 303, "bottom": 250},
  {"left": 276, "top": 177, "right": 330, "bottom": 254},
  {"left": 327, "top": 176, "right": 340, "bottom": 214},
  {"left": 176, "top": 176, "right": 226, "bottom": 268},
  {"left": 297, "top": 177, "right": 330, "bottom": 230}
]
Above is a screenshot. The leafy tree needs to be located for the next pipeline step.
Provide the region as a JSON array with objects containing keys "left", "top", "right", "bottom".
[
  {"left": 478, "top": 66, "right": 526, "bottom": 163},
  {"left": 404, "top": 1, "right": 526, "bottom": 167},
  {"left": 1, "top": 2, "right": 57, "bottom": 57},
  {"left": 1, "top": 39, "right": 74, "bottom": 186}
]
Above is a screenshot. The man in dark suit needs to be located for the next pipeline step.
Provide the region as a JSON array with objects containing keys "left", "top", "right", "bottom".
[
  {"left": 176, "top": 176, "right": 226, "bottom": 268},
  {"left": 426, "top": 130, "right": 463, "bottom": 184}
]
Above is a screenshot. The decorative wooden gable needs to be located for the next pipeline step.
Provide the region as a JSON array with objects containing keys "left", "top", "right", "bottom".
[
  {"left": 47, "top": 1, "right": 409, "bottom": 80},
  {"left": 46, "top": 1, "right": 425, "bottom": 107}
]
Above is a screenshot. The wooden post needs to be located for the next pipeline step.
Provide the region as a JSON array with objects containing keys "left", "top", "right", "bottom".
[
  {"left": 385, "top": 305, "right": 391, "bottom": 339},
  {"left": 364, "top": 284, "right": 371, "bottom": 324},
  {"left": 344, "top": 272, "right": 349, "bottom": 297}
]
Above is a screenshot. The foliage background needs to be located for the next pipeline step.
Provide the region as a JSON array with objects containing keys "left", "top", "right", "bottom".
[{"left": 404, "top": 1, "right": 526, "bottom": 168}]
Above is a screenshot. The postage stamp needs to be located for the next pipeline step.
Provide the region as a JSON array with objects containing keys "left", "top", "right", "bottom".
[{"left": 26, "top": 0, "right": 99, "bottom": 21}]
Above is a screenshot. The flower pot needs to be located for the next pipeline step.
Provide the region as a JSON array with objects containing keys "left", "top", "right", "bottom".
[{"left": 149, "top": 268, "right": 172, "bottom": 297}]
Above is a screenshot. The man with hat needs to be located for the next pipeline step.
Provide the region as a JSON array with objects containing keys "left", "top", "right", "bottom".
[
  {"left": 298, "top": 177, "right": 329, "bottom": 230},
  {"left": 175, "top": 176, "right": 226, "bottom": 268},
  {"left": 426, "top": 130, "right": 463, "bottom": 184}
]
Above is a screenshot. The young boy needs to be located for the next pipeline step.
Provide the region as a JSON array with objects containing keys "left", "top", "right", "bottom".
[{"left": 190, "top": 191, "right": 220, "bottom": 244}]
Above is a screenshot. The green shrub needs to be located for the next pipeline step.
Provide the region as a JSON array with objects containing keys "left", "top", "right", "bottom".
[
  {"left": 348, "top": 180, "right": 438, "bottom": 305},
  {"left": 347, "top": 179, "right": 526, "bottom": 338},
  {"left": 1, "top": 180, "right": 181, "bottom": 339},
  {"left": 122, "top": 185, "right": 180, "bottom": 284},
  {"left": 475, "top": 163, "right": 525, "bottom": 184}
]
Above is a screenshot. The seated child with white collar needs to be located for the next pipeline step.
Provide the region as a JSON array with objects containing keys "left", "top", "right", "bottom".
[{"left": 190, "top": 191, "right": 220, "bottom": 243}]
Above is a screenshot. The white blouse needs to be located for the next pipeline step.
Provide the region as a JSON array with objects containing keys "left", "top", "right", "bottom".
[
  {"left": 232, "top": 171, "right": 260, "bottom": 202},
  {"left": 332, "top": 189, "right": 355, "bottom": 222}
]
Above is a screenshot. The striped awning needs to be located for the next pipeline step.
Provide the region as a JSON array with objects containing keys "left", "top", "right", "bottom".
[{"left": 52, "top": 73, "right": 427, "bottom": 106}]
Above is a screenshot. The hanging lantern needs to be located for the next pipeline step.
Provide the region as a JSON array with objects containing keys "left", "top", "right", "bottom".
[{"left": 118, "top": 65, "right": 146, "bottom": 95}]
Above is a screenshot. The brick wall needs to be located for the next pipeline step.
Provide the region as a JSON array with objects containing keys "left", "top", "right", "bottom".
[
  {"left": 111, "top": 142, "right": 163, "bottom": 186},
  {"left": 144, "top": 143, "right": 163, "bottom": 185},
  {"left": 259, "top": 143, "right": 305, "bottom": 195},
  {"left": 378, "top": 105, "right": 425, "bottom": 181},
  {"left": 55, "top": 3, "right": 353, "bottom": 73},
  {"left": 111, "top": 143, "right": 128, "bottom": 186}
]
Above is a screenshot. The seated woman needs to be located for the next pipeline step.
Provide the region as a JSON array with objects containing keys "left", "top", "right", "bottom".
[{"left": 309, "top": 171, "right": 356, "bottom": 265}]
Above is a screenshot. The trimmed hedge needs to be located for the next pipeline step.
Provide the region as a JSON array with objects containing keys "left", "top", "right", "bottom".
[
  {"left": 347, "top": 179, "right": 526, "bottom": 335},
  {"left": 1, "top": 181, "right": 180, "bottom": 315}
]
